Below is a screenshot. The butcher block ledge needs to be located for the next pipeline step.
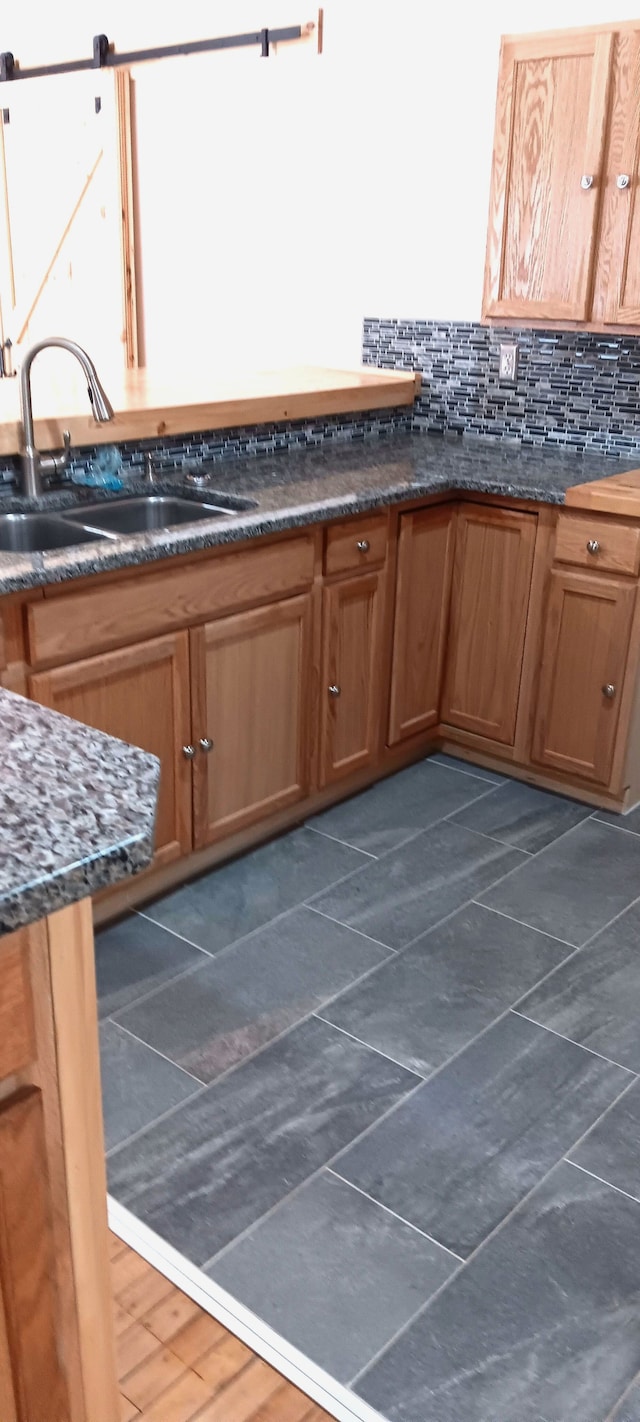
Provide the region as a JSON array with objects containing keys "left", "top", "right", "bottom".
[{"left": 0, "top": 364, "right": 420, "bottom": 456}]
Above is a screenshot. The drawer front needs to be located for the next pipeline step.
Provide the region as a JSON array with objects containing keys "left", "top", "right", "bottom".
[
  {"left": 28, "top": 533, "right": 316, "bottom": 666},
  {"left": 0, "top": 933, "right": 34, "bottom": 1079},
  {"left": 555, "top": 513, "right": 640, "bottom": 576},
  {"left": 324, "top": 512, "right": 388, "bottom": 577}
]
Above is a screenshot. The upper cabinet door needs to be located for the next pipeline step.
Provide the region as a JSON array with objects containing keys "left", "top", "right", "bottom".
[
  {"left": 591, "top": 30, "right": 640, "bottom": 325},
  {"left": 483, "top": 30, "right": 613, "bottom": 322}
]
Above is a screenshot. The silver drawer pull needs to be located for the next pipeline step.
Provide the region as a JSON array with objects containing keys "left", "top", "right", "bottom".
[
  {"left": 199, "top": 737, "right": 214, "bottom": 752},
  {"left": 580, "top": 174, "right": 594, "bottom": 190},
  {"left": 586, "top": 539, "right": 600, "bottom": 554},
  {"left": 182, "top": 744, "right": 196, "bottom": 759},
  {"left": 328, "top": 684, "right": 341, "bottom": 697},
  {"left": 617, "top": 174, "right": 631, "bottom": 189},
  {"left": 602, "top": 684, "right": 616, "bottom": 699},
  {"left": 356, "top": 539, "right": 370, "bottom": 553}
]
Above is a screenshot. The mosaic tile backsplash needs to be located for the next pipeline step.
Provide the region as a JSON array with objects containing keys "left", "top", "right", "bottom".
[
  {"left": 0, "top": 406, "right": 411, "bottom": 484},
  {"left": 363, "top": 317, "right": 640, "bottom": 458}
]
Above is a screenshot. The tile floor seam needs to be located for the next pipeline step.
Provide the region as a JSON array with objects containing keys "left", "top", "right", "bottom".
[
  {"left": 565, "top": 1157, "right": 640, "bottom": 1209},
  {"left": 105, "top": 1018, "right": 207, "bottom": 1086},
  {"left": 427, "top": 757, "right": 505, "bottom": 785},
  {"left": 556, "top": 1072, "right": 640, "bottom": 1166},
  {"left": 306, "top": 780, "right": 504, "bottom": 864},
  {"left": 347, "top": 1072, "right": 640, "bottom": 1397},
  {"left": 105, "top": 957, "right": 213, "bottom": 1024},
  {"left": 106, "top": 1079, "right": 210, "bottom": 1159},
  {"left": 508, "top": 1009, "right": 639, "bottom": 1073},
  {"left": 324, "top": 1169, "right": 464, "bottom": 1261},
  {"left": 591, "top": 817, "right": 640, "bottom": 841},
  {"left": 605, "top": 1370, "right": 640, "bottom": 1422},
  {"left": 304, "top": 824, "right": 379, "bottom": 858},
  {"left": 304, "top": 904, "right": 398, "bottom": 953},
  {"left": 311, "top": 1014, "right": 428, "bottom": 1078},
  {"left": 470, "top": 900, "right": 577, "bottom": 949},
  {"left": 199, "top": 1077, "right": 429, "bottom": 1275},
  {"left": 134, "top": 910, "right": 217, "bottom": 956}
]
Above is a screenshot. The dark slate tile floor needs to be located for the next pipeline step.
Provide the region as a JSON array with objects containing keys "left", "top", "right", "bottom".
[{"left": 101, "top": 755, "right": 640, "bottom": 1422}]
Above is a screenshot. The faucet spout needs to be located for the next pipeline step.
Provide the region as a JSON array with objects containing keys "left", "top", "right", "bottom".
[{"left": 19, "top": 337, "right": 114, "bottom": 498}]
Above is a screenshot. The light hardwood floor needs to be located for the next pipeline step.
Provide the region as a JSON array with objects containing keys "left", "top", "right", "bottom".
[{"left": 110, "top": 1233, "right": 331, "bottom": 1422}]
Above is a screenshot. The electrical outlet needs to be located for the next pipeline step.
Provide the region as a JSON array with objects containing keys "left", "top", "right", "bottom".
[{"left": 499, "top": 343, "right": 518, "bottom": 383}]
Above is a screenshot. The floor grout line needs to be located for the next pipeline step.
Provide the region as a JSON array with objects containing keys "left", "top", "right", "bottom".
[
  {"left": 304, "top": 904, "right": 396, "bottom": 953},
  {"left": 105, "top": 1078, "right": 210, "bottom": 1159},
  {"left": 427, "top": 756, "right": 506, "bottom": 786},
  {"left": 324, "top": 1169, "right": 463, "bottom": 1261},
  {"left": 304, "top": 824, "right": 378, "bottom": 858},
  {"left": 591, "top": 816, "right": 640, "bottom": 841},
  {"left": 106, "top": 957, "right": 213, "bottom": 1024},
  {"left": 107, "top": 1017, "right": 207, "bottom": 1085},
  {"left": 508, "top": 1009, "right": 638, "bottom": 1074},
  {"left": 312, "top": 1014, "right": 426, "bottom": 1078},
  {"left": 472, "top": 899, "right": 577, "bottom": 949},
  {"left": 565, "top": 1157, "right": 640, "bottom": 1209},
  {"left": 134, "top": 909, "right": 219, "bottom": 955}
]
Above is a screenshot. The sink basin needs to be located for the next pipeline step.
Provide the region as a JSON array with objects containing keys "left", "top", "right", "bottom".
[
  {"left": 0, "top": 513, "right": 113, "bottom": 554},
  {"left": 65, "top": 495, "right": 250, "bottom": 536}
]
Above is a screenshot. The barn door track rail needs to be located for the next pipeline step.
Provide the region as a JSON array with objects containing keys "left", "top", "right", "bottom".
[{"left": 0, "top": 21, "right": 319, "bottom": 83}]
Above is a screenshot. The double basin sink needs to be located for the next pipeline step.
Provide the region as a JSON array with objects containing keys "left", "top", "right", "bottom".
[{"left": 0, "top": 491, "right": 257, "bottom": 554}]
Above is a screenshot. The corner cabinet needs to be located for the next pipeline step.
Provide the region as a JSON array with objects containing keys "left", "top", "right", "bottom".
[
  {"left": 388, "top": 506, "right": 455, "bottom": 744},
  {"left": 190, "top": 594, "right": 314, "bottom": 847},
  {"left": 319, "top": 570, "right": 385, "bottom": 785},
  {"left": 441, "top": 504, "right": 537, "bottom": 744},
  {"left": 483, "top": 22, "right": 640, "bottom": 329}
]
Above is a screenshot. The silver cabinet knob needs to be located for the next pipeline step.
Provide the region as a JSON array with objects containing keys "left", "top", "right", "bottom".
[
  {"left": 602, "top": 684, "right": 616, "bottom": 699},
  {"left": 580, "top": 174, "right": 594, "bottom": 189},
  {"left": 182, "top": 744, "right": 196, "bottom": 759},
  {"left": 356, "top": 539, "right": 370, "bottom": 553},
  {"left": 586, "top": 539, "right": 600, "bottom": 554},
  {"left": 328, "top": 685, "right": 341, "bottom": 697},
  {"left": 199, "top": 736, "right": 213, "bottom": 752},
  {"left": 617, "top": 174, "right": 631, "bottom": 189}
]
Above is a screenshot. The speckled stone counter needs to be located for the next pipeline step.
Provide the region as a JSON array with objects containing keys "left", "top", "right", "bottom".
[
  {"left": 0, "top": 689, "right": 159, "bottom": 934},
  {"left": 0, "top": 432, "right": 637, "bottom": 595}
]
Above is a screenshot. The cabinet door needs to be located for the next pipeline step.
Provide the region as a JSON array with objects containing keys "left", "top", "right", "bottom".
[
  {"left": 532, "top": 569, "right": 636, "bottom": 785},
  {"left": 320, "top": 571, "right": 384, "bottom": 785},
  {"left": 388, "top": 506, "right": 454, "bottom": 745},
  {"left": 484, "top": 30, "right": 613, "bottom": 321},
  {"left": 592, "top": 30, "right": 640, "bottom": 324},
  {"left": 29, "top": 632, "right": 192, "bottom": 867},
  {"left": 441, "top": 505, "right": 537, "bottom": 745},
  {"left": 191, "top": 594, "right": 314, "bottom": 847},
  {"left": 0, "top": 1090, "right": 69, "bottom": 1422}
]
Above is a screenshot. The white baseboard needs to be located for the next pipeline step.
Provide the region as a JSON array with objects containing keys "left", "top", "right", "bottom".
[{"left": 108, "top": 1197, "right": 385, "bottom": 1422}]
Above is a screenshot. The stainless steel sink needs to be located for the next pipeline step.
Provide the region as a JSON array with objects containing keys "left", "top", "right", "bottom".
[
  {"left": 0, "top": 513, "right": 113, "bottom": 554},
  {"left": 65, "top": 494, "right": 254, "bottom": 536}
]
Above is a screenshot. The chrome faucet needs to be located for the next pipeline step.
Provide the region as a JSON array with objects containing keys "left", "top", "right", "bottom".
[{"left": 19, "top": 337, "right": 114, "bottom": 498}]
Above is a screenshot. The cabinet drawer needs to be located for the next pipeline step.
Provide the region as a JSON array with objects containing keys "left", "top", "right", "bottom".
[
  {"left": 555, "top": 513, "right": 640, "bottom": 577},
  {"left": 27, "top": 533, "right": 316, "bottom": 666},
  {"left": 0, "top": 932, "right": 34, "bottom": 1079},
  {"left": 324, "top": 513, "right": 388, "bottom": 577}
]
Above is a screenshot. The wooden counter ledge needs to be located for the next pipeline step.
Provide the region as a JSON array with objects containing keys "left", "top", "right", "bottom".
[{"left": 0, "top": 364, "right": 420, "bottom": 457}]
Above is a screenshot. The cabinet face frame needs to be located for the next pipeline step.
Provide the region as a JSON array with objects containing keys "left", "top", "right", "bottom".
[
  {"left": 388, "top": 505, "right": 455, "bottom": 745},
  {"left": 319, "top": 569, "right": 385, "bottom": 785},
  {"left": 483, "top": 29, "right": 614, "bottom": 322}
]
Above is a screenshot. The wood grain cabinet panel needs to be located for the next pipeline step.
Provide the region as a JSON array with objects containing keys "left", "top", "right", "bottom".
[
  {"left": 554, "top": 512, "right": 640, "bottom": 575},
  {"left": 592, "top": 28, "right": 640, "bottom": 325},
  {"left": 29, "top": 632, "right": 192, "bottom": 868},
  {"left": 484, "top": 30, "right": 613, "bottom": 321},
  {"left": 324, "top": 513, "right": 388, "bottom": 577},
  {"left": 388, "top": 506, "right": 455, "bottom": 744},
  {"left": 0, "top": 1089, "right": 69, "bottom": 1422},
  {"left": 191, "top": 594, "right": 314, "bottom": 847},
  {"left": 532, "top": 569, "right": 636, "bottom": 785},
  {"left": 320, "top": 571, "right": 385, "bottom": 785},
  {"left": 441, "top": 505, "right": 537, "bottom": 745},
  {"left": 0, "top": 934, "right": 34, "bottom": 1080}
]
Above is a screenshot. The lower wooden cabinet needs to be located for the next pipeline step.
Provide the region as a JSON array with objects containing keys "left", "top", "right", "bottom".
[
  {"left": 29, "top": 632, "right": 192, "bottom": 868},
  {"left": 320, "top": 570, "right": 385, "bottom": 785},
  {"left": 388, "top": 505, "right": 455, "bottom": 744},
  {"left": 531, "top": 569, "right": 636, "bottom": 785},
  {"left": 441, "top": 504, "right": 537, "bottom": 745},
  {"left": 0, "top": 1089, "right": 69, "bottom": 1421},
  {"left": 190, "top": 594, "right": 314, "bottom": 846}
]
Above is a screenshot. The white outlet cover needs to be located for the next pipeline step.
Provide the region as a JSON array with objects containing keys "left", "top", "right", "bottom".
[{"left": 499, "top": 343, "right": 518, "bottom": 382}]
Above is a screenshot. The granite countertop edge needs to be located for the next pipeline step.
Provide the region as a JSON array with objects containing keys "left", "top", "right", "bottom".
[
  {"left": 0, "top": 431, "right": 635, "bottom": 595},
  {"left": 0, "top": 688, "right": 160, "bottom": 937}
]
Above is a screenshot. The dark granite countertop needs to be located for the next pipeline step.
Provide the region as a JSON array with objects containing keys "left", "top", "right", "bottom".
[
  {"left": 0, "top": 689, "right": 159, "bottom": 935},
  {"left": 0, "top": 432, "right": 637, "bottom": 595}
]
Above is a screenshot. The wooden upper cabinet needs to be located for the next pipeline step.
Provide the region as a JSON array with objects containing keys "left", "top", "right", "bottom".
[
  {"left": 388, "top": 506, "right": 455, "bottom": 745},
  {"left": 441, "top": 505, "right": 537, "bottom": 745},
  {"left": 484, "top": 29, "right": 614, "bottom": 322},
  {"left": 29, "top": 632, "right": 192, "bottom": 869},
  {"left": 531, "top": 569, "right": 636, "bottom": 786},
  {"left": 592, "top": 29, "right": 640, "bottom": 325},
  {"left": 191, "top": 594, "right": 314, "bottom": 847}
]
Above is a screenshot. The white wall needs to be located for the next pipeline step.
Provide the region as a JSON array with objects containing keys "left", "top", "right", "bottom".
[{"left": 4, "top": 1, "right": 640, "bottom": 372}]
